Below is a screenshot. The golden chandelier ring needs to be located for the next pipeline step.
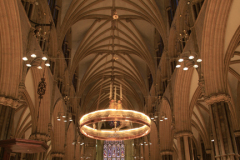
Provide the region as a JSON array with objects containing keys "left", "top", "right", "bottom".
[{"left": 79, "top": 109, "right": 151, "bottom": 140}]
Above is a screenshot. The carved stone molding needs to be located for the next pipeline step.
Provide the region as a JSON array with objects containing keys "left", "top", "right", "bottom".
[
  {"left": 160, "top": 150, "right": 173, "bottom": 155},
  {"left": 51, "top": 152, "right": 64, "bottom": 158},
  {"left": 30, "top": 133, "right": 51, "bottom": 142},
  {"left": 174, "top": 131, "right": 193, "bottom": 138},
  {"left": 204, "top": 94, "right": 231, "bottom": 105},
  {"left": 0, "top": 96, "right": 23, "bottom": 108},
  {"left": 205, "top": 149, "right": 212, "bottom": 154},
  {"left": 234, "top": 131, "right": 240, "bottom": 137}
]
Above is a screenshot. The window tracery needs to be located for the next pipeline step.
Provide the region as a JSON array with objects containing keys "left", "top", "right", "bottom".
[{"left": 103, "top": 141, "right": 125, "bottom": 160}]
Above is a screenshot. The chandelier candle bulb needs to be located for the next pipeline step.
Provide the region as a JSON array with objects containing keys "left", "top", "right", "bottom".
[
  {"left": 178, "top": 58, "right": 184, "bottom": 62},
  {"left": 22, "top": 57, "right": 28, "bottom": 61},
  {"left": 176, "top": 65, "right": 181, "bottom": 68},
  {"left": 37, "top": 66, "right": 42, "bottom": 69},
  {"left": 189, "top": 55, "right": 194, "bottom": 59},
  {"left": 120, "top": 84, "right": 122, "bottom": 100},
  {"left": 114, "top": 86, "right": 116, "bottom": 101},
  {"left": 197, "top": 59, "right": 202, "bottom": 62},
  {"left": 26, "top": 64, "right": 31, "bottom": 67},
  {"left": 42, "top": 57, "right": 47, "bottom": 61},
  {"left": 110, "top": 83, "right": 112, "bottom": 99},
  {"left": 45, "top": 63, "right": 50, "bottom": 67},
  {"left": 31, "top": 54, "right": 37, "bottom": 58},
  {"left": 183, "top": 67, "right": 188, "bottom": 71},
  {"left": 193, "top": 64, "right": 198, "bottom": 68}
]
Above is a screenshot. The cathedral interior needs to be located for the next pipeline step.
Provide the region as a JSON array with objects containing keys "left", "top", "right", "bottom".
[{"left": 1, "top": 0, "right": 240, "bottom": 159}]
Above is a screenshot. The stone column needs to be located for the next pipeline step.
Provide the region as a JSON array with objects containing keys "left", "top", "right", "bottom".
[
  {"left": 234, "top": 131, "right": 240, "bottom": 159},
  {"left": 161, "top": 151, "right": 173, "bottom": 160},
  {"left": 96, "top": 140, "right": 103, "bottom": 160},
  {"left": 175, "top": 132, "right": 195, "bottom": 160},
  {"left": 208, "top": 100, "right": 238, "bottom": 160},
  {"left": 51, "top": 152, "right": 64, "bottom": 160}
]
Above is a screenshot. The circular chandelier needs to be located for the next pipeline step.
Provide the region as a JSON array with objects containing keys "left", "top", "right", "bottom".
[{"left": 79, "top": 85, "right": 151, "bottom": 140}]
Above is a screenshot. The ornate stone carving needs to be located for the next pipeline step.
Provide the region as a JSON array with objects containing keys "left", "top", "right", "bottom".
[
  {"left": 160, "top": 150, "right": 173, "bottom": 155},
  {"left": 174, "top": 131, "right": 193, "bottom": 138},
  {"left": 204, "top": 94, "right": 231, "bottom": 105},
  {"left": 51, "top": 152, "right": 64, "bottom": 158},
  {"left": 30, "top": 133, "right": 51, "bottom": 142},
  {"left": 0, "top": 96, "right": 23, "bottom": 108}
]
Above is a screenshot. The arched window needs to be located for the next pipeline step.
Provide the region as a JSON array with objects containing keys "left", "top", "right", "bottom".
[{"left": 103, "top": 141, "right": 125, "bottom": 160}]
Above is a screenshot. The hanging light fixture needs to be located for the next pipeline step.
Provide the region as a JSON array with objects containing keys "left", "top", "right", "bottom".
[
  {"left": 79, "top": 84, "right": 151, "bottom": 141},
  {"left": 80, "top": 9, "right": 150, "bottom": 140}
]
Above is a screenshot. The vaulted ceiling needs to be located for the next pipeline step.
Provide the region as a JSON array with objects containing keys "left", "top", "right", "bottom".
[{"left": 59, "top": 0, "right": 166, "bottom": 112}]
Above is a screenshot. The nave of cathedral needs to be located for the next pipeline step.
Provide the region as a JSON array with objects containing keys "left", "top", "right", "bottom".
[{"left": 0, "top": 0, "right": 240, "bottom": 159}]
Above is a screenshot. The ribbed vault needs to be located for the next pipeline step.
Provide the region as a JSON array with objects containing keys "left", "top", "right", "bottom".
[{"left": 59, "top": 0, "right": 167, "bottom": 112}]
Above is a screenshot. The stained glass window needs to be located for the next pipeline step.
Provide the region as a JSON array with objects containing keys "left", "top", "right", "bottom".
[{"left": 103, "top": 141, "right": 125, "bottom": 160}]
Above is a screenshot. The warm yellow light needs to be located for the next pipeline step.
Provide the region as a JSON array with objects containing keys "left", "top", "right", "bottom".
[
  {"left": 176, "top": 64, "right": 181, "bottom": 68},
  {"left": 22, "top": 57, "right": 28, "bottom": 61},
  {"left": 80, "top": 109, "right": 151, "bottom": 140},
  {"left": 42, "top": 56, "right": 48, "bottom": 61},
  {"left": 31, "top": 54, "right": 37, "bottom": 58},
  {"left": 45, "top": 63, "right": 50, "bottom": 67},
  {"left": 197, "top": 59, "right": 202, "bottom": 62},
  {"left": 178, "top": 58, "right": 184, "bottom": 62},
  {"left": 193, "top": 64, "right": 198, "bottom": 68},
  {"left": 37, "top": 66, "right": 42, "bottom": 69},
  {"left": 189, "top": 55, "right": 194, "bottom": 59},
  {"left": 183, "top": 67, "right": 188, "bottom": 71}
]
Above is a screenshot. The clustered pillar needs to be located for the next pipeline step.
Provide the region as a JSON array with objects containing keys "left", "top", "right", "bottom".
[
  {"left": 209, "top": 101, "right": 238, "bottom": 160},
  {"left": 161, "top": 151, "right": 173, "bottom": 160},
  {"left": 176, "top": 132, "right": 196, "bottom": 160}
]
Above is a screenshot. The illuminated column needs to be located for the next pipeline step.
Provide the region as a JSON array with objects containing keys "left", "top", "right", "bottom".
[
  {"left": 175, "top": 132, "right": 195, "bottom": 160},
  {"left": 161, "top": 151, "right": 173, "bottom": 160},
  {"left": 51, "top": 153, "right": 64, "bottom": 160},
  {"left": 235, "top": 132, "right": 240, "bottom": 156},
  {"left": 207, "top": 101, "right": 239, "bottom": 160}
]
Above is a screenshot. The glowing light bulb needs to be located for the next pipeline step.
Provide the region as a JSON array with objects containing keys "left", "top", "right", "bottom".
[
  {"left": 176, "top": 64, "right": 181, "bottom": 68},
  {"left": 193, "top": 64, "right": 198, "bottom": 68},
  {"left": 45, "top": 63, "right": 50, "bottom": 67},
  {"left": 160, "top": 119, "right": 163, "bottom": 122},
  {"left": 31, "top": 54, "right": 37, "bottom": 58},
  {"left": 183, "top": 67, "right": 188, "bottom": 71},
  {"left": 42, "top": 56, "right": 47, "bottom": 61},
  {"left": 189, "top": 55, "right": 194, "bottom": 59},
  {"left": 26, "top": 64, "right": 31, "bottom": 67},
  {"left": 197, "top": 59, "right": 202, "bottom": 62},
  {"left": 37, "top": 66, "right": 42, "bottom": 69},
  {"left": 22, "top": 57, "right": 28, "bottom": 61},
  {"left": 178, "top": 58, "right": 184, "bottom": 62}
]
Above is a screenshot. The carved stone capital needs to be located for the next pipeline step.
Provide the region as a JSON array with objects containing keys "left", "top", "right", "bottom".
[
  {"left": 51, "top": 152, "right": 64, "bottom": 158},
  {"left": 174, "top": 131, "right": 193, "bottom": 138},
  {"left": 204, "top": 94, "right": 231, "bottom": 105},
  {"left": 234, "top": 130, "right": 240, "bottom": 137},
  {"left": 0, "top": 96, "right": 23, "bottom": 108},
  {"left": 205, "top": 149, "right": 212, "bottom": 154},
  {"left": 30, "top": 133, "right": 51, "bottom": 142},
  {"left": 160, "top": 150, "right": 173, "bottom": 155}
]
